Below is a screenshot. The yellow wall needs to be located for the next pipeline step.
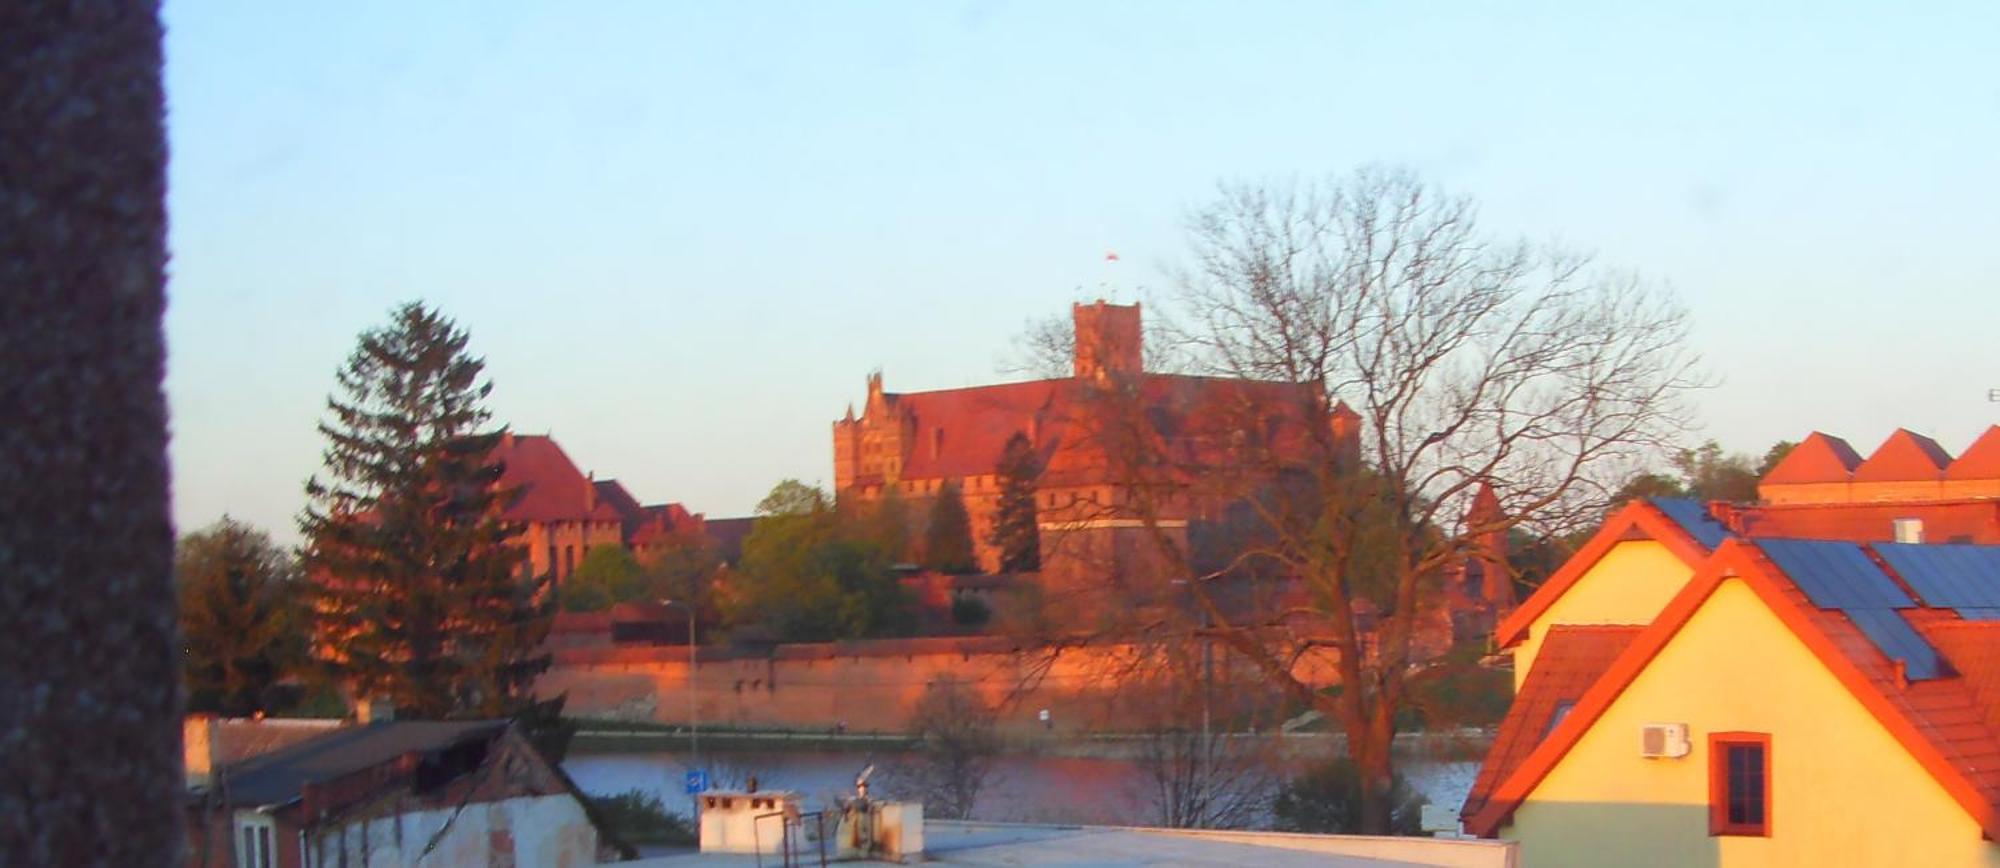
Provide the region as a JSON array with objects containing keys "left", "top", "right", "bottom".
[
  {"left": 1507, "top": 579, "right": 2000, "bottom": 868},
  {"left": 1515, "top": 540, "right": 1691, "bottom": 689}
]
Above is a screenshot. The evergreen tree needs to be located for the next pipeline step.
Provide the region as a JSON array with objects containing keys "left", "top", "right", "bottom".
[
  {"left": 300, "top": 302, "right": 559, "bottom": 733},
  {"left": 177, "top": 517, "right": 307, "bottom": 716},
  {"left": 923, "top": 480, "right": 977, "bottom": 574},
  {"left": 989, "top": 431, "right": 1042, "bottom": 572}
]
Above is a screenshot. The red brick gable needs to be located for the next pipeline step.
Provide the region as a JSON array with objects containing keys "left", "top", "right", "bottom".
[
  {"left": 1761, "top": 431, "right": 1864, "bottom": 485},
  {"left": 1947, "top": 426, "right": 2000, "bottom": 481},
  {"left": 1853, "top": 428, "right": 1955, "bottom": 483}
]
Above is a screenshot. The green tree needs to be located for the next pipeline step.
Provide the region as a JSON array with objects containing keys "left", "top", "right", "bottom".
[
  {"left": 177, "top": 517, "right": 307, "bottom": 716},
  {"left": 923, "top": 480, "right": 977, "bottom": 574},
  {"left": 300, "top": 302, "right": 559, "bottom": 731},
  {"left": 561, "top": 545, "right": 648, "bottom": 613},
  {"left": 727, "top": 480, "right": 916, "bottom": 641},
  {"left": 989, "top": 431, "right": 1042, "bottom": 572}
]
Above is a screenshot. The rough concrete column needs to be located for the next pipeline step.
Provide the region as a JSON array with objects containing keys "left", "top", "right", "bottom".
[{"left": 0, "top": 1, "right": 180, "bottom": 864}]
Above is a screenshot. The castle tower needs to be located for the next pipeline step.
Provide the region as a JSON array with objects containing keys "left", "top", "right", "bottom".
[{"left": 1073, "top": 300, "right": 1142, "bottom": 379}]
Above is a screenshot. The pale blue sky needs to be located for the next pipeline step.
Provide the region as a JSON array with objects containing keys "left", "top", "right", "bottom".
[{"left": 164, "top": 1, "right": 2000, "bottom": 541}]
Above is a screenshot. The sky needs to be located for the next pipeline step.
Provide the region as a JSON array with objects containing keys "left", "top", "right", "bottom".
[{"left": 163, "top": 1, "right": 2000, "bottom": 542}]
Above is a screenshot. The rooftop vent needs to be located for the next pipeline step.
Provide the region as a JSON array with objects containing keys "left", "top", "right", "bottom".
[{"left": 1893, "top": 518, "right": 1924, "bottom": 544}]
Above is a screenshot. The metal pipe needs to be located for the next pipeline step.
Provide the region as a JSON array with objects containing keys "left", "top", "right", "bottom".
[{"left": 658, "top": 598, "right": 700, "bottom": 771}]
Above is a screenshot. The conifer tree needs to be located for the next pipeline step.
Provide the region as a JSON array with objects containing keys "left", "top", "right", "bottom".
[
  {"left": 300, "top": 302, "right": 559, "bottom": 731},
  {"left": 989, "top": 431, "right": 1042, "bottom": 572},
  {"left": 923, "top": 480, "right": 977, "bottom": 574}
]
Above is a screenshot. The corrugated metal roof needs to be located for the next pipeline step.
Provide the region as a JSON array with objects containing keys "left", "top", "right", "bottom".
[
  {"left": 1875, "top": 543, "right": 2000, "bottom": 609},
  {"left": 1844, "top": 608, "right": 1943, "bottom": 679},
  {"left": 1756, "top": 539, "right": 1913, "bottom": 609},
  {"left": 214, "top": 720, "right": 507, "bottom": 807},
  {"left": 1957, "top": 607, "right": 2000, "bottom": 621},
  {"left": 1648, "top": 498, "right": 1732, "bottom": 550}
]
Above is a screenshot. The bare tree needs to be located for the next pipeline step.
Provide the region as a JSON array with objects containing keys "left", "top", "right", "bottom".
[
  {"left": 885, "top": 678, "right": 1002, "bottom": 819},
  {"left": 1125, "top": 667, "right": 1279, "bottom": 830},
  {"left": 1082, "top": 167, "right": 1698, "bottom": 833}
]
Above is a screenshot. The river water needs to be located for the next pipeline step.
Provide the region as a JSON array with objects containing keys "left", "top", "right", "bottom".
[{"left": 564, "top": 748, "right": 1478, "bottom": 829}]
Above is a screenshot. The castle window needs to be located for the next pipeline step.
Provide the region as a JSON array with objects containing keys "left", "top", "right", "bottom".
[
  {"left": 564, "top": 545, "right": 575, "bottom": 579},
  {"left": 1709, "top": 733, "right": 1770, "bottom": 837}
]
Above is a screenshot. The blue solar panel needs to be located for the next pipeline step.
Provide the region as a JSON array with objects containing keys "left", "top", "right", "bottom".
[
  {"left": 1874, "top": 543, "right": 2000, "bottom": 609},
  {"left": 1647, "top": 498, "right": 1732, "bottom": 550},
  {"left": 1755, "top": 539, "right": 1913, "bottom": 609},
  {"left": 1955, "top": 607, "right": 2000, "bottom": 621},
  {"left": 1842, "top": 609, "right": 1943, "bottom": 680}
]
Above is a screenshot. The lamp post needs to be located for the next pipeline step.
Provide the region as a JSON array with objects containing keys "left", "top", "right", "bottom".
[{"left": 659, "top": 599, "right": 699, "bottom": 776}]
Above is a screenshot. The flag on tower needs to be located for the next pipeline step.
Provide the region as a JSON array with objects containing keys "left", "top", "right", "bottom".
[{"left": 1105, "top": 250, "right": 1120, "bottom": 261}]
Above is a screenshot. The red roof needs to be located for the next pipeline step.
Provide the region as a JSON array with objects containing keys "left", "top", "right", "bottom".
[
  {"left": 492, "top": 434, "right": 622, "bottom": 524},
  {"left": 889, "top": 379, "right": 1063, "bottom": 479},
  {"left": 1761, "top": 431, "right": 1864, "bottom": 485},
  {"left": 876, "top": 373, "right": 1317, "bottom": 484},
  {"left": 1468, "top": 539, "right": 2000, "bottom": 839},
  {"left": 1947, "top": 426, "right": 2000, "bottom": 481},
  {"left": 1461, "top": 625, "right": 1640, "bottom": 821},
  {"left": 1853, "top": 428, "right": 1954, "bottom": 483}
]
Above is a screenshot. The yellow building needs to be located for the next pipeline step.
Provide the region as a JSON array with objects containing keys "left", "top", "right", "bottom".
[{"left": 1465, "top": 531, "right": 2000, "bottom": 866}]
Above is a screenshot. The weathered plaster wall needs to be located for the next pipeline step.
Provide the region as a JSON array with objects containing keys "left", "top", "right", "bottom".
[{"left": 311, "top": 794, "right": 597, "bottom": 868}]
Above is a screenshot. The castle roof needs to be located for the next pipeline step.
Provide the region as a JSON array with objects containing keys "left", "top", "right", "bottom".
[
  {"left": 865, "top": 373, "right": 1317, "bottom": 484},
  {"left": 493, "top": 434, "right": 623, "bottom": 524}
]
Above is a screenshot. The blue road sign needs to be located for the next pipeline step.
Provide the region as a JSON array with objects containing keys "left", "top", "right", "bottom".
[{"left": 685, "top": 769, "right": 709, "bottom": 795}]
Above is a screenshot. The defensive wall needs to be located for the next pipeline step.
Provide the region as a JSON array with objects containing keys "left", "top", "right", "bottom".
[{"left": 537, "top": 635, "right": 1341, "bottom": 736}]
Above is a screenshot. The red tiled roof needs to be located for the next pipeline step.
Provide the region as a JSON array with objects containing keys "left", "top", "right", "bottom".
[
  {"left": 493, "top": 435, "right": 622, "bottom": 524},
  {"left": 1853, "top": 428, "right": 1955, "bottom": 483},
  {"left": 1461, "top": 625, "right": 1640, "bottom": 821},
  {"left": 1468, "top": 540, "right": 2000, "bottom": 839},
  {"left": 1761, "top": 431, "right": 1864, "bottom": 485},
  {"left": 1948, "top": 426, "right": 2000, "bottom": 481},
  {"left": 1924, "top": 621, "right": 2000, "bottom": 732}
]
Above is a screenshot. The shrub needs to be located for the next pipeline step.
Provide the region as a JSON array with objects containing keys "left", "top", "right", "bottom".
[
  {"left": 589, "top": 789, "right": 697, "bottom": 846},
  {"left": 1272, "top": 757, "right": 1427, "bottom": 835}
]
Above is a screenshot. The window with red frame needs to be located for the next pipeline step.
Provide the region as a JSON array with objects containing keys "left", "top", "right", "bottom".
[{"left": 1709, "top": 732, "right": 1771, "bottom": 836}]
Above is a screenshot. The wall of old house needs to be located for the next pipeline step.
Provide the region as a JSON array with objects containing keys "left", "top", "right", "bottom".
[{"left": 306, "top": 794, "right": 597, "bottom": 868}]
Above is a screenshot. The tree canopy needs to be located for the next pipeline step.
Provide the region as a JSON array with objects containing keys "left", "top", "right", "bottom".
[
  {"left": 177, "top": 517, "right": 307, "bottom": 717},
  {"left": 725, "top": 480, "right": 916, "bottom": 642},
  {"left": 923, "top": 480, "right": 977, "bottom": 574},
  {"left": 300, "top": 302, "right": 559, "bottom": 731}
]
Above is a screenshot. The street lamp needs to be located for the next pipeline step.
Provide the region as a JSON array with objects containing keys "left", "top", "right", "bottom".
[{"left": 658, "top": 599, "right": 699, "bottom": 776}]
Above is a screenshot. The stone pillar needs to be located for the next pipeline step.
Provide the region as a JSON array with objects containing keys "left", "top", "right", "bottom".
[{"left": 0, "top": 1, "right": 180, "bottom": 863}]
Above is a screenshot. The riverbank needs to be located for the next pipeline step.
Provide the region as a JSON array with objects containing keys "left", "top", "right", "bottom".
[{"left": 569, "top": 721, "right": 1492, "bottom": 761}]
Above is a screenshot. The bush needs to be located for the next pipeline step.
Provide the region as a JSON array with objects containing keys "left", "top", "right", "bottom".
[
  {"left": 589, "top": 789, "right": 697, "bottom": 846},
  {"left": 1272, "top": 757, "right": 1427, "bottom": 835}
]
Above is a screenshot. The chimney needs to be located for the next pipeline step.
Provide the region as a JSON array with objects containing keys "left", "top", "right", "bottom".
[
  {"left": 356, "top": 696, "right": 395, "bottom": 725},
  {"left": 1072, "top": 300, "right": 1142, "bottom": 379},
  {"left": 183, "top": 713, "right": 219, "bottom": 788}
]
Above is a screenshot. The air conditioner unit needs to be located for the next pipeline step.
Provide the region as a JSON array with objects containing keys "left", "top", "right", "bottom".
[{"left": 1640, "top": 723, "right": 1691, "bottom": 758}]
